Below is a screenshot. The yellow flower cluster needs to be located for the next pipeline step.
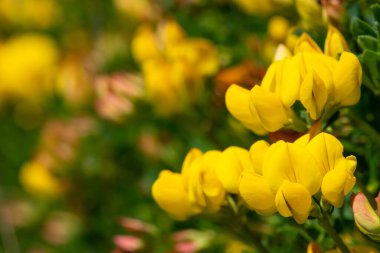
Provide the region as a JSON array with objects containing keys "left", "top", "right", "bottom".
[
  {"left": 152, "top": 24, "right": 360, "bottom": 227},
  {"left": 131, "top": 20, "right": 219, "bottom": 115},
  {"left": 239, "top": 132, "right": 356, "bottom": 224},
  {"left": 226, "top": 26, "right": 362, "bottom": 135},
  {"left": 152, "top": 132, "right": 356, "bottom": 224}
]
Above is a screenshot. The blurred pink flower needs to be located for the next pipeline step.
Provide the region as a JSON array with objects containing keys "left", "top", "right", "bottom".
[{"left": 113, "top": 235, "right": 144, "bottom": 252}]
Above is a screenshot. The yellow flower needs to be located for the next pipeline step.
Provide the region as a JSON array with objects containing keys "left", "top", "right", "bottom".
[
  {"left": 0, "top": 34, "right": 59, "bottom": 103},
  {"left": 20, "top": 161, "right": 64, "bottom": 198},
  {"left": 214, "top": 146, "right": 251, "bottom": 194},
  {"left": 152, "top": 170, "right": 198, "bottom": 220},
  {"left": 239, "top": 140, "right": 276, "bottom": 215},
  {"left": 262, "top": 140, "right": 322, "bottom": 223},
  {"left": 152, "top": 149, "right": 225, "bottom": 219},
  {"left": 225, "top": 84, "right": 291, "bottom": 135},
  {"left": 301, "top": 133, "right": 356, "bottom": 207}
]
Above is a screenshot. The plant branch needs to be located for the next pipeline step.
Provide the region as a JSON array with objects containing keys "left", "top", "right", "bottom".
[{"left": 317, "top": 211, "right": 350, "bottom": 253}]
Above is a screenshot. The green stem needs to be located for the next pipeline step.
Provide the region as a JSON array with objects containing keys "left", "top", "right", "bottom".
[{"left": 318, "top": 211, "right": 350, "bottom": 253}]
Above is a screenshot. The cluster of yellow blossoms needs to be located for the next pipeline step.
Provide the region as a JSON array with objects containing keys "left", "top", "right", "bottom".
[
  {"left": 152, "top": 132, "right": 356, "bottom": 224},
  {"left": 226, "top": 26, "right": 361, "bottom": 135},
  {"left": 152, "top": 25, "right": 362, "bottom": 225},
  {"left": 131, "top": 20, "right": 219, "bottom": 115}
]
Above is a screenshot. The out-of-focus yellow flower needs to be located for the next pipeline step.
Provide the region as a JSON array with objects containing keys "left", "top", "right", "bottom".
[
  {"left": 0, "top": 0, "right": 60, "bottom": 28},
  {"left": 113, "top": 0, "right": 156, "bottom": 21},
  {"left": 132, "top": 20, "right": 219, "bottom": 116},
  {"left": 152, "top": 148, "right": 225, "bottom": 219},
  {"left": 20, "top": 161, "right": 64, "bottom": 198},
  {"left": 225, "top": 84, "right": 291, "bottom": 135},
  {"left": 233, "top": 0, "right": 291, "bottom": 15},
  {"left": 300, "top": 133, "right": 356, "bottom": 207},
  {"left": 351, "top": 191, "right": 380, "bottom": 242},
  {"left": 56, "top": 56, "right": 93, "bottom": 108},
  {"left": 295, "top": 0, "right": 326, "bottom": 29},
  {"left": 307, "top": 242, "right": 322, "bottom": 253},
  {"left": 131, "top": 25, "right": 161, "bottom": 64},
  {"left": 0, "top": 34, "right": 59, "bottom": 103},
  {"left": 268, "top": 16, "right": 291, "bottom": 42}
]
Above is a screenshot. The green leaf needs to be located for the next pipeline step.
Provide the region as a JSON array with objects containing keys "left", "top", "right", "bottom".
[
  {"left": 351, "top": 17, "right": 377, "bottom": 37},
  {"left": 357, "top": 35, "right": 380, "bottom": 51},
  {"left": 371, "top": 4, "right": 380, "bottom": 24},
  {"left": 360, "top": 50, "right": 380, "bottom": 92}
]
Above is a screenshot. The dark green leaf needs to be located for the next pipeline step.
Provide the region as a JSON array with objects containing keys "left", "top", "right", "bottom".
[
  {"left": 351, "top": 17, "right": 377, "bottom": 37},
  {"left": 357, "top": 35, "right": 380, "bottom": 51},
  {"left": 371, "top": 4, "right": 380, "bottom": 24}
]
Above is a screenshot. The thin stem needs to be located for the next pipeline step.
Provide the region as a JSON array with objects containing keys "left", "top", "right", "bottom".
[{"left": 318, "top": 211, "right": 350, "bottom": 253}]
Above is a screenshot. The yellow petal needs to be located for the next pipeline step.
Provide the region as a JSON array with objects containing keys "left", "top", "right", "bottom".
[
  {"left": 321, "top": 166, "right": 356, "bottom": 207},
  {"left": 299, "top": 70, "right": 328, "bottom": 120},
  {"left": 200, "top": 151, "right": 226, "bottom": 212},
  {"left": 275, "top": 181, "right": 312, "bottom": 224},
  {"left": 324, "top": 25, "right": 348, "bottom": 59},
  {"left": 152, "top": 170, "right": 197, "bottom": 220},
  {"left": 294, "top": 33, "right": 322, "bottom": 55},
  {"left": 261, "top": 59, "right": 300, "bottom": 107},
  {"left": 249, "top": 140, "right": 270, "bottom": 175},
  {"left": 249, "top": 86, "right": 289, "bottom": 132},
  {"left": 239, "top": 170, "right": 277, "bottom": 215},
  {"left": 225, "top": 84, "right": 267, "bottom": 135},
  {"left": 263, "top": 141, "right": 322, "bottom": 195},
  {"left": 182, "top": 148, "right": 203, "bottom": 175},
  {"left": 306, "top": 132, "right": 344, "bottom": 175},
  {"left": 333, "top": 52, "right": 362, "bottom": 106},
  {"left": 215, "top": 147, "right": 250, "bottom": 193}
]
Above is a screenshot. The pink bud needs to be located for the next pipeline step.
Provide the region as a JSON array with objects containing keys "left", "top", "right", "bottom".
[{"left": 351, "top": 192, "right": 380, "bottom": 241}]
